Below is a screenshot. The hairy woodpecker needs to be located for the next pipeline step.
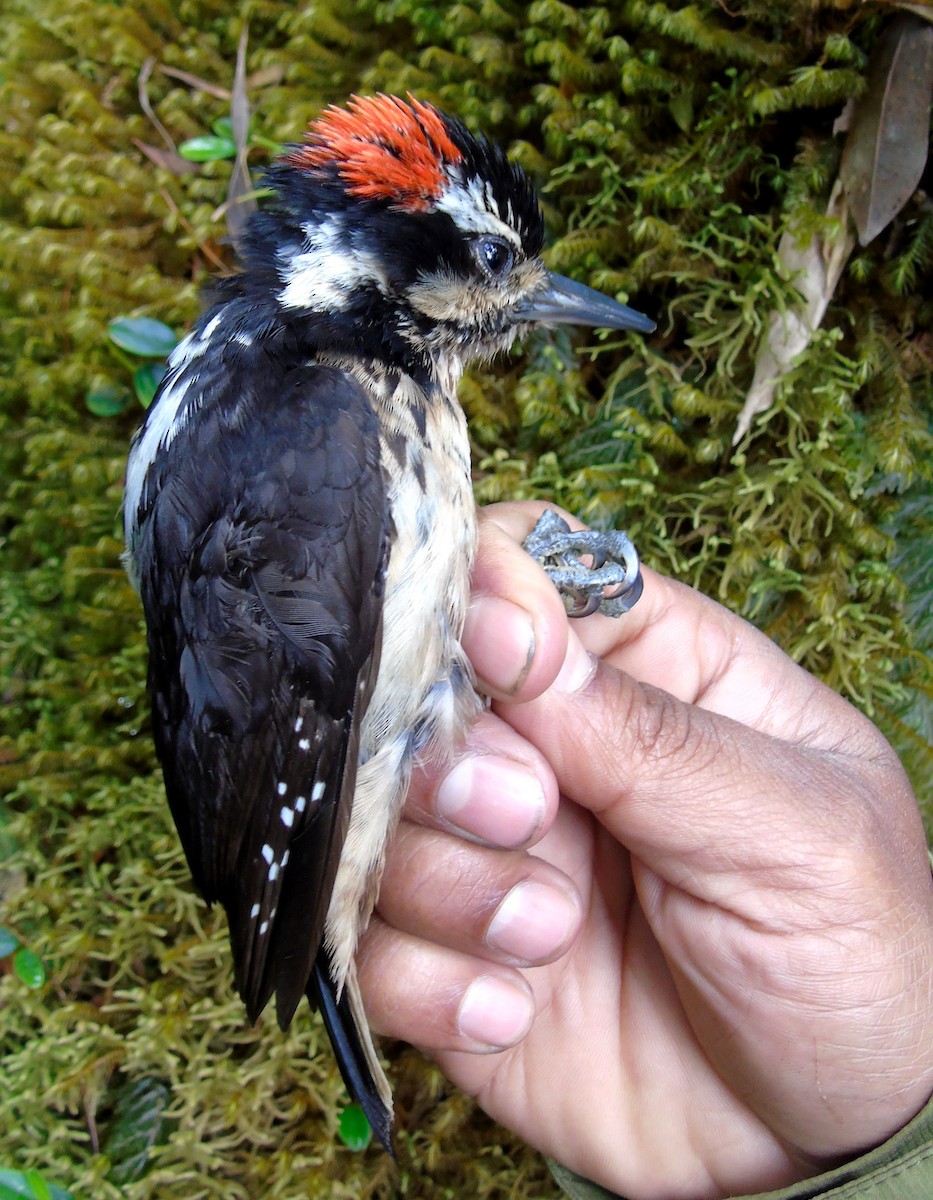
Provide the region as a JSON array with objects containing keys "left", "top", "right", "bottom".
[{"left": 123, "top": 94, "right": 653, "bottom": 1151}]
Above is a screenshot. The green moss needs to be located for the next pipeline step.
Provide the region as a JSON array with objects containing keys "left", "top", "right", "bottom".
[{"left": 1, "top": 0, "right": 930, "bottom": 1196}]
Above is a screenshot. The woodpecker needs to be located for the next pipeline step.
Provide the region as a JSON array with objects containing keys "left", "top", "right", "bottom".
[{"left": 123, "top": 94, "right": 653, "bottom": 1152}]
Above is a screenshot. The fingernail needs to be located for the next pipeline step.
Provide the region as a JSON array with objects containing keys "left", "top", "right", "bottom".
[
  {"left": 485, "top": 880, "right": 579, "bottom": 963},
  {"left": 551, "top": 628, "right": 596, "bottom": 694},
  {"left": 462, "top": 597, "right": 535, "bottom": 696},
  {"left": 457, "top": 975, "right": 533, "bottom": 1049},
  {"left": 436, "top": 756, "right": 546, "bottom": 848}
]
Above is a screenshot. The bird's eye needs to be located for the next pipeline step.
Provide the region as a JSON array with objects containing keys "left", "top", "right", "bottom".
[{"left": 474, "top": 236, "right": 514, "bottom": 278}]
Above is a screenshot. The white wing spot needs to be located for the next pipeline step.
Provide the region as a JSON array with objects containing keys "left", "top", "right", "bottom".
[
  {"left": 123, "top": 341, "right": 208, "bottom": 550},
  {"left": 250, "top": 903, "right": 260, "bottom": 920},
  {"left": 294, "top": 716, "right": 304, "bottom": 733},
  {"left": 298, "top": 738, "right": 311, "bottom": 751},
  {"left": 281, "top": 850, "right": 290, "bottom": 869},
  {"left": 261, "top": 844, "right": 274, "bottom": 865},
  {"left": 295, "top": 796, "right": 307, "bottom": 813},
  {"left": 311, "top": 781, "right": 326, "bottom": 803},
  {"left": 280, "top": 806, "right": 294, "bottom": 827},
  {"left": 268, "top": 863, "right": 279, "bottom": 882},
  {"left": 201, "top": 312, "right": 224, "bottom": 341},
  {"left": 259, "top": 920, "right": 269, "bottom": 936},
  {"left": 276, "top": 781, "right": 288, "bottom": 796}
]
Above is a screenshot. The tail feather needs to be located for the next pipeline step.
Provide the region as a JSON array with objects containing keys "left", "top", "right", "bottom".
[{"left": 309, "top": 952, "right": 394, "bottom": 1155}]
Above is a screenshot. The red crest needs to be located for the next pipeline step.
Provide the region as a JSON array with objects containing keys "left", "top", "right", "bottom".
[{"left": 288, "top": 94, "right": 464, "bottom": 212}]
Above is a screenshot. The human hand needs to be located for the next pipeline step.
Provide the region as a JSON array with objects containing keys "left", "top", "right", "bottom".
[{"left": 356, "top": 502, "right": 933, "bottom": 1200}]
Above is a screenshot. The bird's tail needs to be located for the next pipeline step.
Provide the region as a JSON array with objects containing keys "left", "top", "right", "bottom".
[{"left": 309, "top": 951, "right": 395, "bottom": 1155}]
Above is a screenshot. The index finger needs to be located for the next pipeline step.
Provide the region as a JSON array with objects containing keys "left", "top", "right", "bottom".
[{"left": 482, "top": 502, "right": 883, "bottom": 758}]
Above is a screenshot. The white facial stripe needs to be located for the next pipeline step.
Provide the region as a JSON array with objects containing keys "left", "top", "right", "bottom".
[
  {"left": 435, "top": 173, "right": 521, "bottom": 246},
  {"left": 278, "top": 215, "right": 389, "bottom": 311}
]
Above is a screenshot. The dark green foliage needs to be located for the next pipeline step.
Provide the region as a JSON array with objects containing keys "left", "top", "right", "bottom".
[
  {"left": 1, "top": 0, "right": 930, "bottom": 1197},
  {"left": 101, "top": 1077, "right": 173, "bottom": 1185}
]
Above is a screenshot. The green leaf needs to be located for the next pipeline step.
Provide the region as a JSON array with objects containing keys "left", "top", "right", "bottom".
[
  {"left": 12, "top": 948, "right": 46, "bottom": 989},
  {"left": 133, "top": 363, "right": 166, "bottom": 409},
  {"left": 23, "top": 1173, "right": 50, "bottom": 1200},
  {"left": 85, "top": 387, "right": 131, "bottom": 417},
  {"left": 179, "top": 134, "right": 237, "bottom": 162},
  {"left": 0, "top": 926, "right": 20, "bottom": 957},
  {"left": 0, "top": 1178, "right": 31, "bottom": 1200},
  {"left": 103, "top": 1077, "right": 172, "bottom": 1186},
  {"left": 0, "top": 1171, "right": 73, "bottom": 1200},
  {"left": 212, "top": 116, "right": 234, "bottom": 138},
  {"left": 669, "top": 90, "right": 694, "bottom": 133},
  {"left": 337, "top": 1104, "right": 373, "bottom": 1152},
  {"left": 0, "top": 1172, "right": 32, "bottom": 1198},
  {"left": 108, "top": 317, "right": 178, "bottom": 358}
]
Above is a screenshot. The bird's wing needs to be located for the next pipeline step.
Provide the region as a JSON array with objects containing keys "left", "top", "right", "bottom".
[{"left": 133, "top": 358, "right": 389, "bottom": 1029}]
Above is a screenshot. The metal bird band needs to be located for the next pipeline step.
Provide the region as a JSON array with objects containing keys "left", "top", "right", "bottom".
[{"left": 524, "top": 510, "right": 644, "bottom": 619}]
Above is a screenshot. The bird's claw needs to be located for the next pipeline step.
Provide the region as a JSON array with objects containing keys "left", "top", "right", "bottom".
[{"left": 522, "top": 509, "right": 643, "bottom": 619}]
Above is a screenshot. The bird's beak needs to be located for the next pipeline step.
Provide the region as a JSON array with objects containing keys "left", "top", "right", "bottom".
[{"left": 515, "top": 271, "right": 656, "bottom": 334}]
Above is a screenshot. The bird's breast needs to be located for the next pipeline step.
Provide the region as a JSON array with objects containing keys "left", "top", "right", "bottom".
[
  {"left": 323, "top": 371, "right": 481, "bottom": 984},
  {"left": 364, "top": 376, "right": 479, "bottom": 761}
]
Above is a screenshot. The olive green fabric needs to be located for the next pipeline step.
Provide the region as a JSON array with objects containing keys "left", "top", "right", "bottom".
[{"left": 549, "top": 1091, "right": 933, "bottom": 1199}]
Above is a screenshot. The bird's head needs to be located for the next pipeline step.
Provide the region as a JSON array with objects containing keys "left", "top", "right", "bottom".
[{"left": 245, "top": 94, "right": 653, "bottom": 373}]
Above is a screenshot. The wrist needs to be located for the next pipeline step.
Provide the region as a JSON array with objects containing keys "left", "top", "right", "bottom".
[{"left": 547, "top": 1088, "right": 933, "bottom": 1200}]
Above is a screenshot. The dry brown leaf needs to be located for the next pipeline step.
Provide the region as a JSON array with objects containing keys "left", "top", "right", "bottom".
[
  {"left": 158, "top": 62, "right": 283, "bottom": 97},
  {"left": 839, "top": 13, "right": 933, "bottom": 245},
  {"left": 735, "top": 13, "right": 933, "bottom": 442},
  {"left": 132, "top": 138, "right": 197, "bottom": 176},
  {"left": 734, "top": 182, "right": 855, "bottom": 444},
  {"left": 136, "top": 58, "right": 197, "bottom": 175},
  {"left": 158, "top": 65, "right": 232, "bottom": 101},
  {"left": 893, "top": 1, "right": 933, "bottom": 24},
  {"left": 225, "top": 27, "right": 258, "bottom": 252},
  {"left": 138, "top": 58, "right": 178, "bottom": 156},
  {"left": 246, "top": 65, "right": 285, "bottom": 90}
]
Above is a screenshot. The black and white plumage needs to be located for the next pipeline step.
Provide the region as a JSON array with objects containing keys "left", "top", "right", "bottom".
[{"left": 124, "top": 94, "right": 653, "bottom": 1152}]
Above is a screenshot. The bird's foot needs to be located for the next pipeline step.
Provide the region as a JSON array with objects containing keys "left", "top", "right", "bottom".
[{"left": 522, "top": 509, "right": 643, "bottom": 619}]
